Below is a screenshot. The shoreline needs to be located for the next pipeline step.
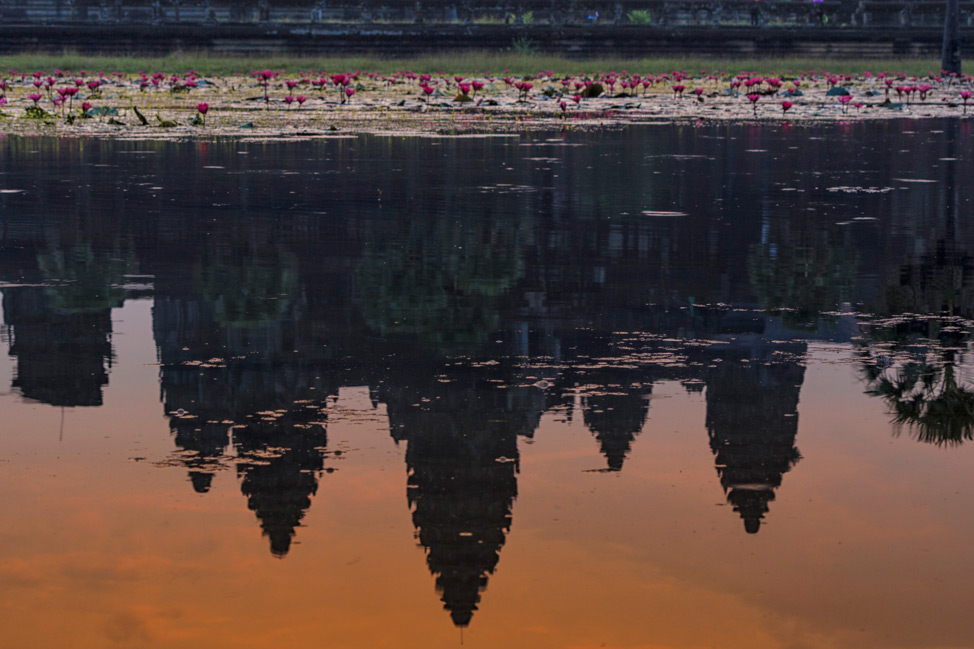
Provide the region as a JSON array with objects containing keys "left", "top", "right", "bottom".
[{"left": 1, "top": 68, "right": 971, "bottom": 139}]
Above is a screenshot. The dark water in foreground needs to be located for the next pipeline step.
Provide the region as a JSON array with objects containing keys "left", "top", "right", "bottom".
[{"left": 1, "top": 122, "right": 973, "bottom": 649}]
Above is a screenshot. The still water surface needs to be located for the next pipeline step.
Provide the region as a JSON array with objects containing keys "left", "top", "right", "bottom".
[{"left": 1, "top": 122, "right": 973, "bottom": 649}]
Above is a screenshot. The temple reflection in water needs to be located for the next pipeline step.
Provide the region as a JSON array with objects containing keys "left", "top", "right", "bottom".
[{"left": 3, "top": 122, "right": 974, "bottom": 631}]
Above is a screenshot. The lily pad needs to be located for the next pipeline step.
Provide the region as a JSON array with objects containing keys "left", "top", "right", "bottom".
[
  {"left": 827, "top": 87, "right": 851, "bottom": 96},
  {"left": 88, "top": 106, "right": 119, "bottom": 116},
  {"left": 24, "top": 105, "right": 52, "bottom": 119}
]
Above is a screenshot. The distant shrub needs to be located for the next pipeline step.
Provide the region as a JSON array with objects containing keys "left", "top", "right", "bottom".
[
  {"left": 512, "top": 36, "right": 539, "bottom": 54},
  {"left": 627, "top": 9, "right": 652, "bottom": 24}
]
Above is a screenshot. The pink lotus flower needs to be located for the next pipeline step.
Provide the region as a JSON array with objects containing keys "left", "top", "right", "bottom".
[
  {"left": 345, "top": 87, "right": 355, "bottom": 99},
  {"left": 296, "top": 96, "right": 307, "bottom": 107},
  {"left": 781, "top": 100, "right": 793, "bottom": 113},
  {"left": 28, "top": 92, "right": 42, "bottom": 105},
  {"left": 196, "top": 102, "right": 208, "bottom": 125},
  {"left": 746, "top": 93, "right": 761, "bottom": 116},
  {"left": 81, "top": 101, "right": 91, "bottom": 113},
  {"left": 961, "top": 90, "right": 972, "bottom": 113}
]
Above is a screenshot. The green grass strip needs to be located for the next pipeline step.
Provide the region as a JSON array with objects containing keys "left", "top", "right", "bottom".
[{"left": 0, "top": 50, "right": 945, "bottom": 77}]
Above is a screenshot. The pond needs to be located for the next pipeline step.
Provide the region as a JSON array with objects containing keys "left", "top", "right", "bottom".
[{"left": 1, "top": 121, "right": 973, "bottom": 649}]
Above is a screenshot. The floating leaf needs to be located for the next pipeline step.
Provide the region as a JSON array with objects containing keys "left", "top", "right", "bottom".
[{"left": 24, "top": 105, "right": 52, "bottom": 119}]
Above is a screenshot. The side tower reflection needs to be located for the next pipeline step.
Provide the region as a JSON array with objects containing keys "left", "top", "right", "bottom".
[
  {"left": 153, "top": 245, "right": 339, "bottom": 556},
  {"left": 1, "top": 243, "right": 127, "bottom": 407}
]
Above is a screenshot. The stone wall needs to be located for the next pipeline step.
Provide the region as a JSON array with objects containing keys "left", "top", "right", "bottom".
[
  {"left": 0, "top": 0, "right": 969, "bottom": 58},
  {"left": 0, "top": 0, "right": 970, "bottom": 29},
  {"left": 0, "top": 21, "right": 967, "bottom": 58}
]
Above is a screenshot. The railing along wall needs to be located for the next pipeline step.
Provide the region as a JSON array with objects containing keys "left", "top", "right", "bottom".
[{"left": 0, "top": 0, "right": 968, "bottom": 28}]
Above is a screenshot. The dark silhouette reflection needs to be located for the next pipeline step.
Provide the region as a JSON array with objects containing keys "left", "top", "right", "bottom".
[
  {"left": 2, "top": 288, "right": 114, "bottom": 406},
  {"left": 859, "top": 317, "right": 974, "bottom": 446},
  {"left": 154, "top": 270, "right": 338, "bottom": 556},
  {"left": 379, "top": 367, "right": 544, "bottom": 627},
  {"left": 171, "top": 419, "right": 230, "bottom": 493},
  {"left": 705, "top": 327, "right": 805, "bottom": 534},
  {"left": 160, "top": 350, "right": 335, "bottom": 555},
  {"left": 0, "top": 240, "right": 129, "bottom": 407},
  {"left": 5, "top": 123, "right": 974, "bottom": 609},
  {"left": 583, "top": 387, "right": 649, "bottom": 471},
  {"left": 574, "top": 354, "right": 652, "bottom": 471},
  {"left": 234, "top": 404, "right": 330, "bottom": 557}
]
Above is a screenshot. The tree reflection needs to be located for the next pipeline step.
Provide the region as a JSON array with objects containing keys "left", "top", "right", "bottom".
[
  {"left": 356, "top": 209, "right": 531, "bottom": 350},
  {"left": 859, "top": 318, "right": 974, "bottom": 446},
  {"left": 196, "top": 246, "right": 298, "bottom": 328},
  {"left": 37, "top": 243, "right": 130, "bottom": 314},
  {"left": 747, "top": 225, "right": 857, "bottom": 330}
]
